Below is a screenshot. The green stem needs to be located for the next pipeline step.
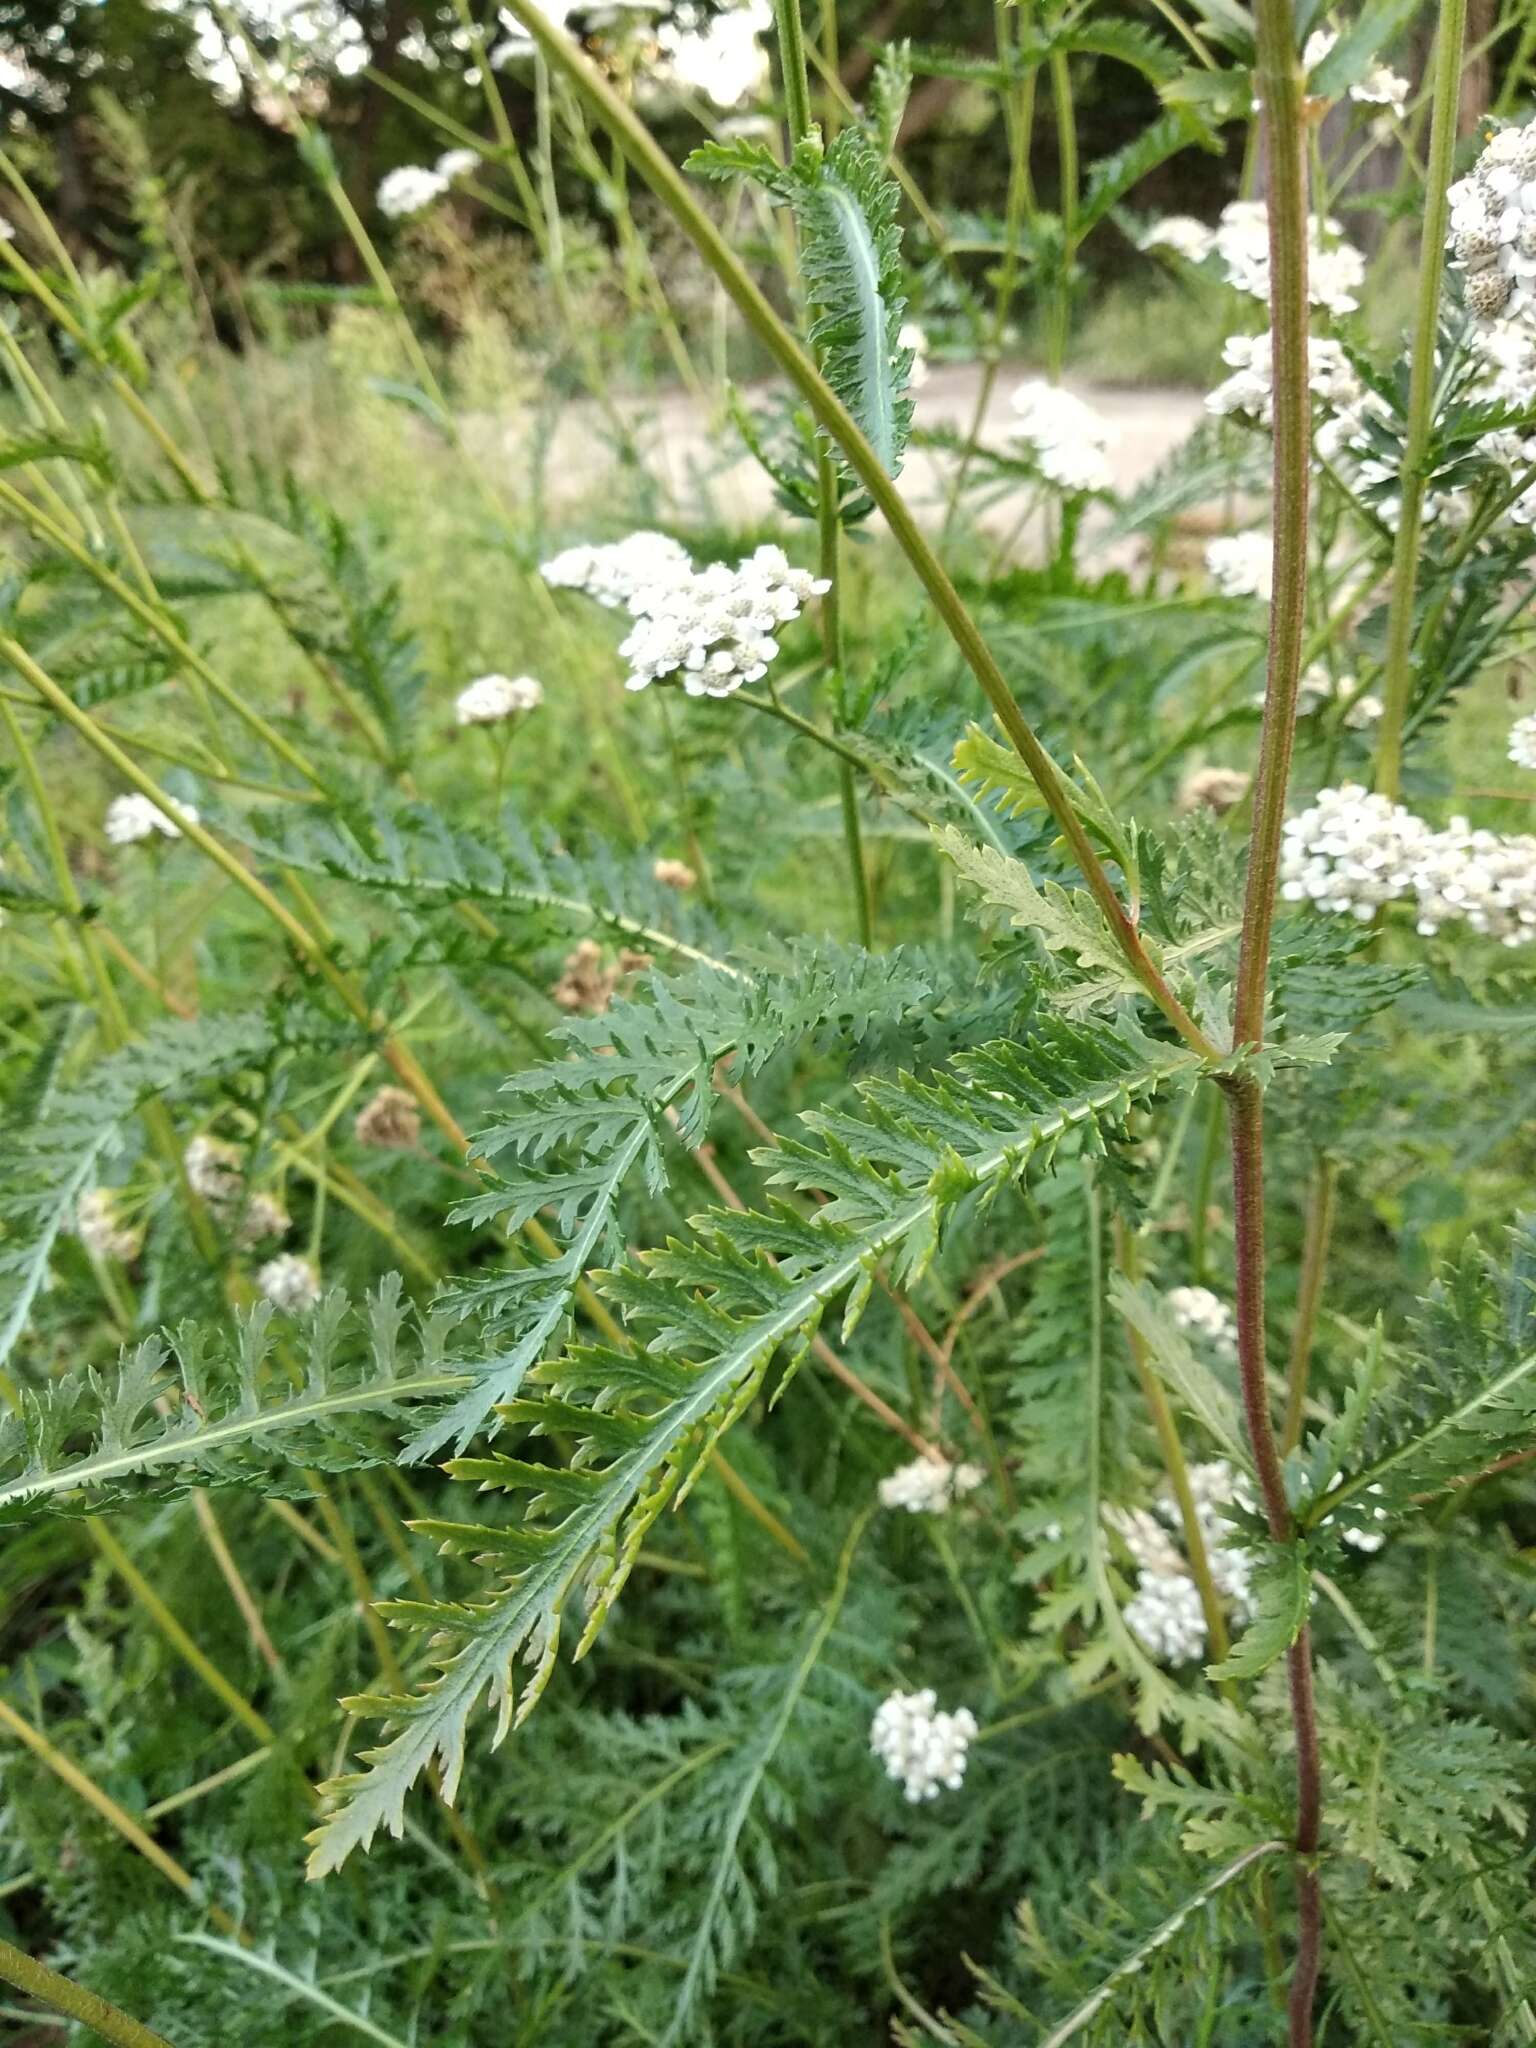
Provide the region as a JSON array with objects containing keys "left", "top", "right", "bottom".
[
  {"left": 1112, "top": 1218, "right": 1230, "bottom": 1666},
  {"left": 943, "top": 3, "right": 1036, "bottom": 530},
  {"left": 817, "top": 457, "right": 872, "bottom": 944},
  {"left": 1229, "top": 7, "right": 1322, "bottom": 2041},
  {"left": 0, "top": 237, "right": 206, "bottom": 500},
  {"left": 781, "top": 6, "right": 869, "bottom": 946},
  {"left": 0, "top": 475, "right": 323, "bottom": 795},
  {"left": 773, "top": 0, "right": 816, "bottom": 142},
  {"left": 1047, "top": 48, "right": 1078, "bottom": 380},
  {"left": 1372, "top": 0, "right": 1470, "bottom": 800},
  {"left": 499, "top": 0, "right": 1217, "bottom": 1060},
  {"left": 0, "top": 1935, "right": 174, "bottom": 2047},
  {"left": 87, "top": 1520, "right": 275, "bottom": 1747}
]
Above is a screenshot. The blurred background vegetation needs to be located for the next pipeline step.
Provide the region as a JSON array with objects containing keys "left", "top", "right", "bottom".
[{"left": 1, "top": 0, "right": 1517, "bottom": 376}]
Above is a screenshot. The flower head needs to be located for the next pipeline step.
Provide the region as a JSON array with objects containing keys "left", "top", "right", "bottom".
[
  {"left": 1178, "top": 765, "right": 1250, "bottom": 815},
  {"left": 1214, "top": 199, "right": 1364, "bottom": 316},
  {"left": 540, "top": 531, "right": 694, "bottom": 611},
  {"left": 551, "top": 938, "right": 652, "bottom": 1014},
  {"left": 185, "top": 1134, "right": 244, "bottom": 1206},
  {"left": 1353, "top": 64, "right": 1409, "bottom": 115},
  {"left": 1251, "top": 663, "right": 1381, "bottom": 728},
  {"left": 617, "top": 544, "right": 827, "bottom": 697},
  {"left": 1008, "top": 380, "right": 1117, "bottom": 494},
  {"left": 455, "top": 672, "right": 544, "bottom": 725},
  {"left": 106, "top": 793, "right": 197, "bottom": 844},
  {"left": 257, "top": 1253, "right": 322, "bottom": 1314},
  {"left": 652, "top": 856, "right": 698, "bottom": 889},
  {"left": 1302, "top": 28, "right": 1337, "bottom": 77},
  {"left": 377, "top": 165, "right": 449, "bottom": 218},
  {"left": 1166, "top": 1285, "right": 1238, "bottom": 1360},
  {"left": 1448, "top": 121, "right": 1536, "bottom": 326},
  {"left": 1205, "top": 532, "right": 1273, "bottom": 602},
  {"left": 870, "top": 1689, "right": 978, "bottom": 1801},
  {"left": 1125, "top": 1568, "right": 1207, "bottom": 1665},
  {"left": 235, "top": 1192, "right": 291, "bottom": 1247},
  {"left": 75, "top": 1188, "right": 142, "bottom": 1264},
  {"left": 1206, "top": 331, "right": 1361, "bottom": 426},
  {"left": 1281, "top": 783, "right": 1536, "bottom": 946},
  {"left": 1139, "top": 215, "right": 1215, "bottom": 264},
  {"left": 877, "top": 1455, "right": 986, "bottom": 1515},
  {"left": 355, "top": 1085, "right": 422, "bottom": 1150},
  {"left": 435, "top": 147, "right": 480, "bottom": 181},
  {"left": 1508, "top": 713, "right": 1536, "bottom": 770},
  {"left": 898, "top": 320, "right": 930, "bottom": 389}
]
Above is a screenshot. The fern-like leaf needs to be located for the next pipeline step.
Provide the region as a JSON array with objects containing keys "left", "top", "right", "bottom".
[
  {"left": 305, "top": 1018, "right": 1197, "bottom": 1873},
  {"left": 0, "top": 1279, "right": 469, "bottom": 1523},
  {"left": 0, "top": 1011, "right": 276, "bottom": 1373},
  {"left": 417, "top": 943, "right": 936, "bottom": 1457}
]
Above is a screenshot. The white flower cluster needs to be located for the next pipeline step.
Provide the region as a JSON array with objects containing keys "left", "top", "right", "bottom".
[
  {"left": 1313, "top": 386, "right": 1467, "bottom": 532},
  {"left": 377, "top": 149, "right": 477, "bottom": 217},
  {"left": 1166, "top": 1285, "right": 1238, "bottom": 1360},
  {"left": 617, "top": 544, "right": 829, "bottom": 697},
  {"left": 184, "top": 1135, "right": 290, "bottom": 1245},
  {"left": 1250, "top": 663, "right": 1381, "bottom": 728},
  {"left": 541, "top": 530, "right": 695, "bottom": 611},
  {"left": 105, "top": 793, "right": 198, "bottom": 845},
  {"left": 869, "top": 1689, "right": 978, "bottom": 1801},
  {"left": 1448, "top": 120, "right": 1536, "bottom": 325},
  {"left": 1206, "top": 330, "right": 1361, "bottom": 426},
  {"left": 1353, "top": 64, "right": 1410, "bottom": 116},
  {"left": 1139, "top": 215, "right": 1215, "bottom": 264},
  {"left": 455, "top": 672, "right": 544, "bottom": 725},
  {"left": 1116, "top": 1460, "right": 1257, "bottom": 1667},
  {"left": 1509, "top": 713, "right": 1536, "bottom": 769},
  {"left": 1214, "top": 200, "right": 1366, "bottom": 318},
  {"left": 75, "top": 1187, "right": 142, "bottom": 1264},
  {"left": 877, "top": 1455, "right": 986, "bottom": 1515},
  {"left": 1008, "top": 380, "right": 1117, "bottom": 494},
  {"left": 656, "top": 0, "right": 772, "bottom": 109},
  {"left": 1124, "top": 1569, "right": 1208, "bottom": 1666},
  {"left": 1205, "top": 531, "right": 1273, "bottom": 602},
  {"left": 1333, "top": 1483, "right": 1389, "bottom": 1554},
  {"left": 1281, "top": 784, "right": 1536, "bottom": 945},
  {"left": 899, "top": 320, "right": 930, "bottom": 390},
  {"left": 377, "top": 165, "right": 448, "bottom": 219},
  {"left": 543, "top": 532, "right": 825, "bottom": 697},
  {"left": 257, "top": 1252, "right": 322, "bottom": 1314}
]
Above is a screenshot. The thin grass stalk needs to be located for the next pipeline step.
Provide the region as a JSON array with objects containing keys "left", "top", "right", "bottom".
[
  {"left": 1112, "top": 1218, "right": 1230, "bottom": 1666},
  {"left": 86, "top": 1521, "right": 276, "bottom": 1746},
  {"left": 942, "top": 2, "right": 1036, "bottom": 530},
  {"left": 1228, "top": 5, "right": 1323, "bottom": 2037},
  {"left": 0, "top": 1696, "right": 242, "bottom": 1936},
  {"left": 0, "top": 1936, "right": 174, "bottom": 2048},
  {"left": 1046, "top": 48, "right": 1078, "bottom": 381},
  {"left": 498, "top": 0, "right": 1218, "bottom": 1060},
  {"left": 1372, "top": 0, "right": 1471, "bottom": 799},
  {"left": 1281, "top": 1155, "right": 1337, "bottom": 1456}
]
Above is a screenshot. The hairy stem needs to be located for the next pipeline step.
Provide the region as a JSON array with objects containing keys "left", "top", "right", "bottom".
[
  {"left": 1231, "top": 5, "right": 1322, "bottom": 2040},
  {"left": 499, "top": 0, "right": 1217, "bottom": 1060},
  {"left": 1372, "top": 0, "right": 1469, "bottom": 799}
]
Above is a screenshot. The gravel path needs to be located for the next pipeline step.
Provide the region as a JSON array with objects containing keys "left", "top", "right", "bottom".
[{"left": 481, "top": 361, "right": 1207, "bottom": 556}]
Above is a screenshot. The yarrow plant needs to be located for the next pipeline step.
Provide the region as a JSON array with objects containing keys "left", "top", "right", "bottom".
[{"left": 5, "top": 5, "right": 1536, "bottom": 2048}]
